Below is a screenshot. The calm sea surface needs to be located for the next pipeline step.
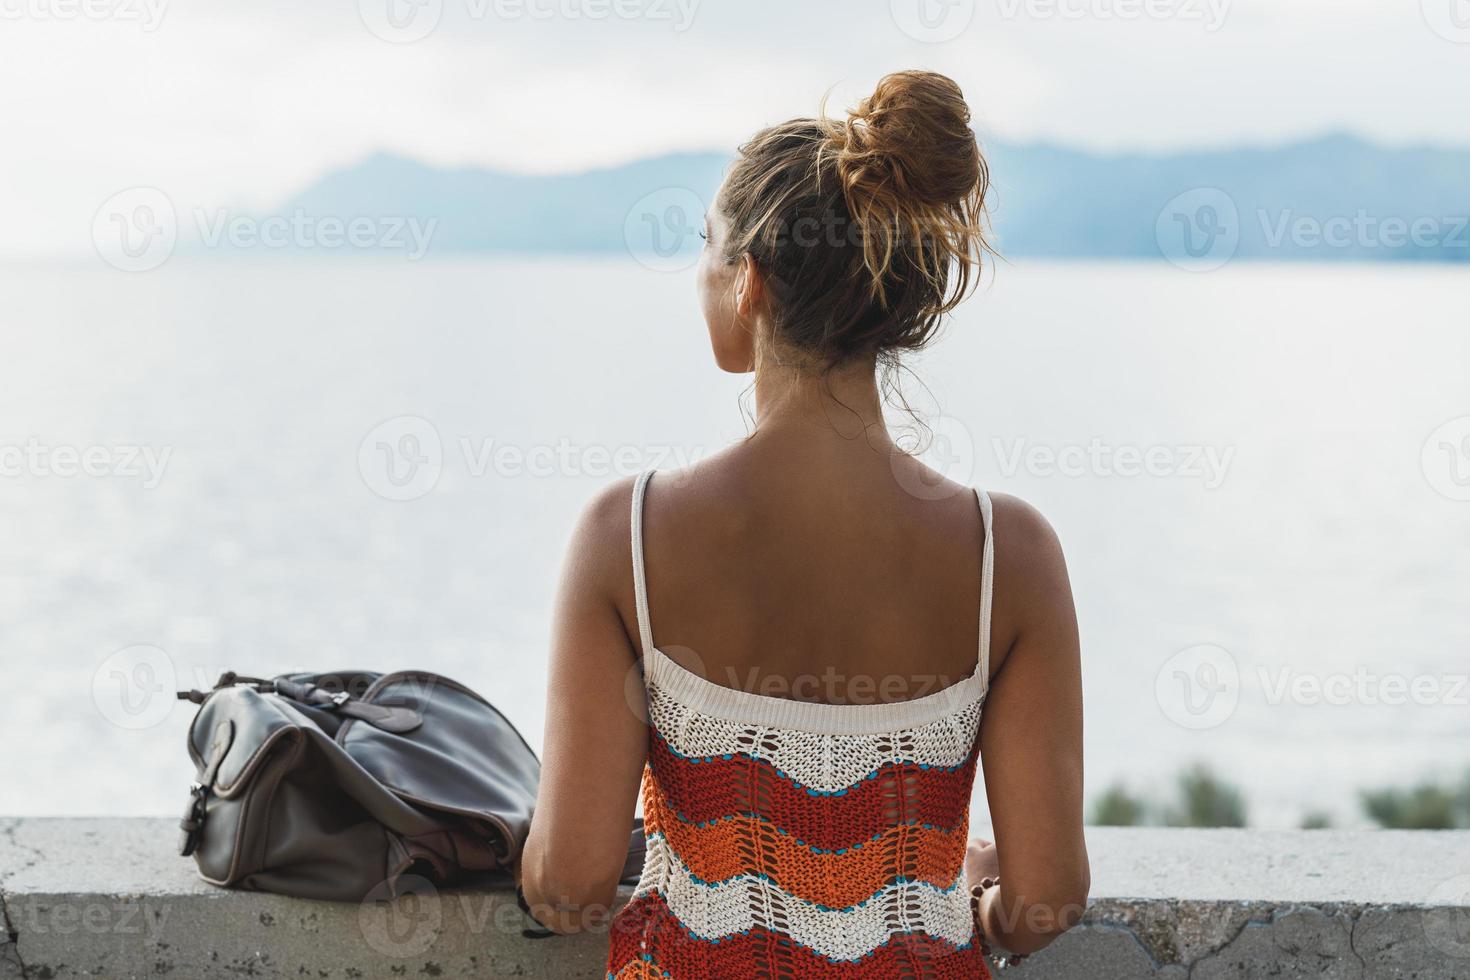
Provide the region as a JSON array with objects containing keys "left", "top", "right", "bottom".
[{"left": 2, "top": 257, "right": 1467, "bottom": 827}]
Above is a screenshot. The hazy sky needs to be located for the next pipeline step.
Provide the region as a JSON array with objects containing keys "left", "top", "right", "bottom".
[{"left": 1, "top": 0, "right": 1464, "bottom": 254}]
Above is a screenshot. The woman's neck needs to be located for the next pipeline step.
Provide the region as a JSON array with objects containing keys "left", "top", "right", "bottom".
[{"left": 749, "top": 357, "right": 896, "bottom": 453}]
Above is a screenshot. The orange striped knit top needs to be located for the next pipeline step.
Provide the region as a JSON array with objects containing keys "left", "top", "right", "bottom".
[{"left": 607, "top": 471, "right": 995, "bottom": 980}]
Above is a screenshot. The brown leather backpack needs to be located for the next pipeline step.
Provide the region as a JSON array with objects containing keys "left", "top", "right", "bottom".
[{"left": 177, "top": 670, "right": 642, "bottom": 901}]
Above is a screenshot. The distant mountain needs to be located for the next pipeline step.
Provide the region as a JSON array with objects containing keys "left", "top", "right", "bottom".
[
  {"left": 268, "top": 135, "right": 1469, "bottom": 263},
  {"left": 983, "top": 134, "right": 1470, "bottom": 263},
  {"left": 280, "top": 151, "right": 730, "bottom": 254}
]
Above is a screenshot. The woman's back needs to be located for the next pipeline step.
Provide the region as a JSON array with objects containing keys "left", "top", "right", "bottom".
[
  {"left": 610, "top": 451, "right": 997, "bottom": 978},
  {"left": 636, "top": 437, "right": 994, "bottom": 707}
]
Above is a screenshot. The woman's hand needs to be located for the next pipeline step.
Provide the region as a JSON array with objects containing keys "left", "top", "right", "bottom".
[{"left": 964, "top": 837, "right": 1000, "bottom": 887}]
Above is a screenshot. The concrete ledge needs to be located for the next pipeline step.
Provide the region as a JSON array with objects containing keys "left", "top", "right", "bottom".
[{"left": 3, "top": 819, "right": 1470, "bottom": 978}]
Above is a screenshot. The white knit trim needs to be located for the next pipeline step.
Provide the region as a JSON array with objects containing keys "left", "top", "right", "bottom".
[
  {"left": 634, "top": 835, "right": 975, "bottom": 960},
  {"left": 647, "top": 657, "right": 983, "bottom": 787},
  {"left": 646, "top": 645, "right": 986, "bottom": 739}
]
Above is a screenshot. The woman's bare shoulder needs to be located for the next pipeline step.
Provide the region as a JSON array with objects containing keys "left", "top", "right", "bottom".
[
  {"left": 569, "top": 459, "right": 733, "bottom": 567},
  {"left": 561, "top": 475, "right": 640, "bottom": 601},
  {"left": 986, "top": 492, "right": 1077, "bottom": 653},
  {"left": 988, "top": 492, "right": 1067, "bottom": 571}
]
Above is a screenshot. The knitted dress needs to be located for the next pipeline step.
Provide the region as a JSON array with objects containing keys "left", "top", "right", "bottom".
[{"left": 607, "top": 472, "right": 994, "bottom": 980}]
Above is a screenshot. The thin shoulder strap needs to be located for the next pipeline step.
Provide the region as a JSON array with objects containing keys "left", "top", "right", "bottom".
[
  {"left": 975, "top": 488, "right": 996, "bottom": 693},
  {"left": 630, "top": 470, "right": 656, "bottom": 655}
]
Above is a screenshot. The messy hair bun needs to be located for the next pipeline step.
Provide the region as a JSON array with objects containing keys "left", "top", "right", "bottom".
[{"left": 717, "top": 70, "right": 991, "bottom": 370}]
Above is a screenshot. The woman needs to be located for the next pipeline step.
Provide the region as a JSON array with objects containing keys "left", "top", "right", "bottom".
[{"left": 520, "top": 70, "right": 1089, "bottom": 977}]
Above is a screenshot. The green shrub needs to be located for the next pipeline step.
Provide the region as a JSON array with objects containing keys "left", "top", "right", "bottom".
[
  {"left": 1163, "top": 764, "right": 1248, "bottom": 828},
  {"left": 1091, "top": 784, "right": 1149, "bottom": 827},
  {"left": 1089, "top": 764, "right": 1249, "bottom": 828},
  {"left": 1361, "top": 777, "right": 1470, "bottom": 830}
]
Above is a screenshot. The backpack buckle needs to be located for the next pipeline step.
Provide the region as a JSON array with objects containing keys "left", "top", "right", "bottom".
[{"left": 178, "top": 782, "right": 208, "bottom": 857}]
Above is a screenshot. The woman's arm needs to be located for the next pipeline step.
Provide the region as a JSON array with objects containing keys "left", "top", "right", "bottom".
[
  {"left": 519, "top": 479, "right": 648, "bottom": 934},
  {"left": 972, "top": 495, "right": 1090, "bottom": 956}
]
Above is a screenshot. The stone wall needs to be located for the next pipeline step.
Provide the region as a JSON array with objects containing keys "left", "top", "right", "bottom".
[{"left": 3, "top": 819, "right": 1468, "bottom": 978}]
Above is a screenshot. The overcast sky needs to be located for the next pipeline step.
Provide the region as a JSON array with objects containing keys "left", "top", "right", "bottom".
[{"left": 1, "top": 0, "right": 1464, "bottom": 254}]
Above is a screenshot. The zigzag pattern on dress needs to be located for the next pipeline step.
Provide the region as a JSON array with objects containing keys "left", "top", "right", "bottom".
[
  {"left": 608, "top": 892, "right": 988, "bottom": 980},
  {"left": 644, "top": 733, "right": 978, "bottom": 849},
  {"left": 642, "top": 789, "right": 969, "bottom": 909},
  {"left": 631, "top": 835, "right": 978, "bottom": 961}
]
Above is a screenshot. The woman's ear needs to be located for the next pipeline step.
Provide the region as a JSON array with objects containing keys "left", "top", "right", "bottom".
[{"left": 734, "top": 253, "right": 763, "bottom": 318}]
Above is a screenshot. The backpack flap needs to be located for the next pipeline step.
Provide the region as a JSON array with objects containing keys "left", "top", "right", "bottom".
[{"left": 336, "top": 671, "right": 542, "bottom": 869}]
